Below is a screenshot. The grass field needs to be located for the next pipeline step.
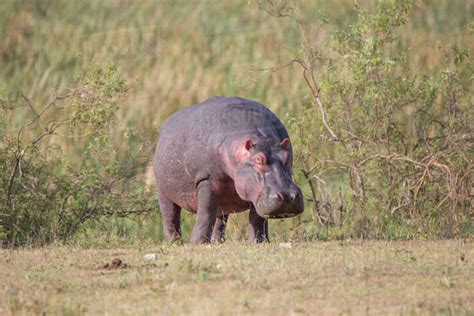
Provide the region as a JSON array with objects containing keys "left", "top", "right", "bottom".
[{"left": 1, "top": 240, "right": 473, "bottom": 315}]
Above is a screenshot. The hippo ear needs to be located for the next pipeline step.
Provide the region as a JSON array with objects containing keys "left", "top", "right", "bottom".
[
  {"left": 245, "top": 139, "right": 254, "bottom": 151},
  {"left": 280, "top": 138, "right": 290, "bottom": 149}
]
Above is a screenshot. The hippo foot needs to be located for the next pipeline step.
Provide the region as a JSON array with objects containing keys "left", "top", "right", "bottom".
[
  {"left": 248, "top": 233, "right": 270, "bottom": 243},
  {"left": 163, "top": 234, "right": 182, "bottom": 244},
  {"left": 248, "top": 207, "right": 270, "bottom": 243}
]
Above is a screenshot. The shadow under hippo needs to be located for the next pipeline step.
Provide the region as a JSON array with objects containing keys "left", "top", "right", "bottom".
[{"left": 153, "top": 96, "right": 304, "bottom": 243}]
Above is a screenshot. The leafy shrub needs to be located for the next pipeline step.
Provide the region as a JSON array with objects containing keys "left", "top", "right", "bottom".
[
  {"left": 261, "top": 0, "right": 473, "bottom": 239},
  {"left": 0, "top": 63, "right": 158, "bottom": 246}
]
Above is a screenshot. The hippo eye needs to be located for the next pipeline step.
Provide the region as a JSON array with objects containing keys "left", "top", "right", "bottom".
[{"left": 255, "top": 155, "right": 266, "bottom": 165}]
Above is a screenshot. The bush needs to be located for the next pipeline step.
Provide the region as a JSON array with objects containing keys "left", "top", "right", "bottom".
[
  {"left": 0, "top": 63, "right": 158, "bottom": 246},
  {"left": 261, "top": 0, "right": 473, "bottom": 239}
]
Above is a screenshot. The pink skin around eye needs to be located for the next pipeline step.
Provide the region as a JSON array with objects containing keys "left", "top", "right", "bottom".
[{"left": 254, "top": 154, "right": 267, "bottom": 167}]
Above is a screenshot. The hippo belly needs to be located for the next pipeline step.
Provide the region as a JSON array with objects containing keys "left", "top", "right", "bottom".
[{"left": 164, "top": 178, "right": 250, "bottom": 215}]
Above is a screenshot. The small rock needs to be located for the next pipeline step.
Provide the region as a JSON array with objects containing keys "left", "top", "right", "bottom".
[
  {"left": 144, "top": 253, "right": 157, "bottom": 261},
  {"left": 279, "top": 242, "right": 292, "bottom": 249}
]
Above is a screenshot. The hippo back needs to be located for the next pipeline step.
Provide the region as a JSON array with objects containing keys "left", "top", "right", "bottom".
[{"left": 159, "top": 96, "right": 288, "bottom": 147}]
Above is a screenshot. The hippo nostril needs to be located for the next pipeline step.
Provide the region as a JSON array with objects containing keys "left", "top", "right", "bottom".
[
  {"left": 290, "top": 191, "right": 300, "bottom": 201},
  {"left": 276, "top": 192, "right": 284, "bottom": 202}
]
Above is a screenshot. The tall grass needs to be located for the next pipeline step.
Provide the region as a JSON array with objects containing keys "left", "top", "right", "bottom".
[{"left": 3, "top": 1, "right": 471, "bottom": 118}]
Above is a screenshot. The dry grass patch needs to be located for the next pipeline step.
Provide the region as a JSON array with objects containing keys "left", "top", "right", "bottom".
[{"left": 0, "top": 240, "right": 473, "bottom": 315}]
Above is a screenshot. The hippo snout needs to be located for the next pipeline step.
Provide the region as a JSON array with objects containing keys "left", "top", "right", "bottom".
[
  {"left": 256, "top": 185, "right": 304, "bottom": 218},
  {"left": 272, "top": 189, "right": 300, "bottom": 203}
]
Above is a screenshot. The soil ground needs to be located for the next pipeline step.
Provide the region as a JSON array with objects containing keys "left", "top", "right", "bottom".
[{"left": 1, "top": 240, "right": 473, "bottom": 315}]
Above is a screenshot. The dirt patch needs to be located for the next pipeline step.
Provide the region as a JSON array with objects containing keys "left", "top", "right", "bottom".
[{"left": 100, "top": 258, "right": 128, "bottom": 270}]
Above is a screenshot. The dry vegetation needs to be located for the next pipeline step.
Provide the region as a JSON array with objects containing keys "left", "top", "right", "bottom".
[{"left": 1, "top": 240, "right": 473, "bottom": 315}]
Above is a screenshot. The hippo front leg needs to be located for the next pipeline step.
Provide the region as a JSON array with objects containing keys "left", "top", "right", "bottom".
[
  {"left": 191, "top": 180, "right": 218, "bottom": 244},
  {"left": 248, "top": 206, "right": 269, "bottom": 243}
]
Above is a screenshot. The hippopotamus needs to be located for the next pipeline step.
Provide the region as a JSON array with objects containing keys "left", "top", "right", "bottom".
[{"left": 153, "top": 96, "right": 304, "bottom": 243}]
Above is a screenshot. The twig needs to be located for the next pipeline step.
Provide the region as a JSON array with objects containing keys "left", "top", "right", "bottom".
[{"left": 6, "top": 92, "right": 75, "bottom": 206}]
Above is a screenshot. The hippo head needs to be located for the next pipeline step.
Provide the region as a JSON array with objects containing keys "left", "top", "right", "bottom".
[{"left": 232, "top": 138, "right": 304, "bottom": 218}]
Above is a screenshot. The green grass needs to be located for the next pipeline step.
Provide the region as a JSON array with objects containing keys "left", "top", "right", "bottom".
[{"left": 1, "top": 240, "right": 473, "bottom": 315}]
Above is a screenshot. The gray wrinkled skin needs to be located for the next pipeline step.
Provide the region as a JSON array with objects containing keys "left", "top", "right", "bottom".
[{"left": 153, "top": 96, "right": 304, "bottom": 244}]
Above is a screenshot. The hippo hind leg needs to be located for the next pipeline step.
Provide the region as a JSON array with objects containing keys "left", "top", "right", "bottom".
[
  {"left": 211, "top": 215, "right": 229, "bottom": 243},
  {"left": 248, "top": 206, "right": 269, "bottom": 243},
  {"left": 157, "top": 190, "right": 181, "bottom": 242}
]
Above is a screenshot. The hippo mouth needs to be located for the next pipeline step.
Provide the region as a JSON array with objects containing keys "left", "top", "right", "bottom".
[
  {"left": 254, "top": 199, "right": 304, "bottom": 219},
  {"left": 265, "top": 213, "right": 300, "bottom": 219}
]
